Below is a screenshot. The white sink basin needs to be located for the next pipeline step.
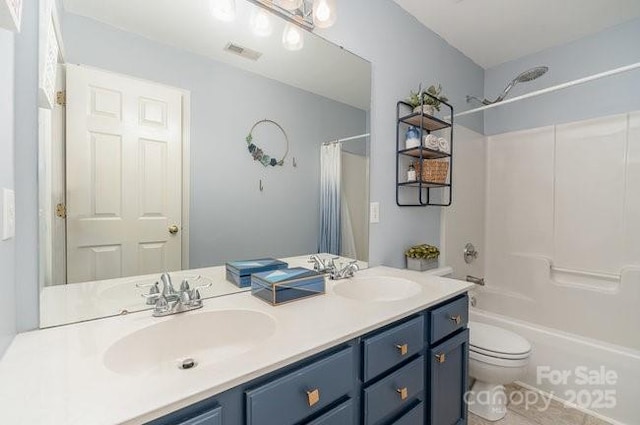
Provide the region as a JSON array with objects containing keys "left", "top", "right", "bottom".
[
  {"left": 333, "top": 276, "right": 422, "bottom": 302},
  {"left": 104, "top": 310, "right": 276, "bottom": 375}
]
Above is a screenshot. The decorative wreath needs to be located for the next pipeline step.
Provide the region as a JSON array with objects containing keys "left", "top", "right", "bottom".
[{"left": 246, "top": 119, "right": 289, "bottom": 167}]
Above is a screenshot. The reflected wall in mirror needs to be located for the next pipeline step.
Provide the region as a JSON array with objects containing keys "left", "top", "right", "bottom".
[{"left": 38, "top": 0, "right": 371, "bottom": 327}]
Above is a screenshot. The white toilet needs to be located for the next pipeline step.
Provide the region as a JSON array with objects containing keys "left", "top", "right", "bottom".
[{"left": 468, "top": 321, "right": 532, "bottom": 421}]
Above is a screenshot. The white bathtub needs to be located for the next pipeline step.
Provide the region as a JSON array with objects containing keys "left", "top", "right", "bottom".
[{"left": 469, "top": 300, "right": 640, "bottom": 425}]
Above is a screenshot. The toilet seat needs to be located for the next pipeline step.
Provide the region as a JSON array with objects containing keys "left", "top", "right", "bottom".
[
  {"left": 469, "top": 322, "right": 531, "bottom": 358},
  {"left": 470, "top": 345, "right": 530, "bottom": 360},
  {"left": 469, "top": 349, "right": 529, "bottom": 368}
]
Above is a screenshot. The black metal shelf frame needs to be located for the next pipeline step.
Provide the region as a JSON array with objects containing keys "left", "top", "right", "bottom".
[{"left": 396, "top": 93, "right": 454, "bottom": 207}]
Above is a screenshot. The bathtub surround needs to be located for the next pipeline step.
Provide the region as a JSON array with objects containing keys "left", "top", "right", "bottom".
[
  {"left": 445, "top": 111, "right": 640, "bottom": 424},
  {"left": 484, "top": 18, "right": 640, "bottom": 135},
  {"left": 0, "top": 28, "right": 15, "bottom": 357}
]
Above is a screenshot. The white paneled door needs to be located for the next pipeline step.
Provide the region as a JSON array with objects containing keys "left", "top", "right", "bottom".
[{"left": 66, "top": 65, "right": 183, "bottom": 284}]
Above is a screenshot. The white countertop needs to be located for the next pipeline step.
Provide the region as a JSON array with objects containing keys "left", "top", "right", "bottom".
[{"left": 0, "top": 266, "right": 471, "bottom": 425}]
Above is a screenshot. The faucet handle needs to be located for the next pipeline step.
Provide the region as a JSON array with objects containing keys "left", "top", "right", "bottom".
[
  {"left": 136, "top": 280, "right": 158, "bottom": 289},
  {"left": 140, "top": 282, "right": 161, "bottom": 305},
  {"left": 180, "top": 279, "right": 190, "bottom": 292},
  {"left": 154, "top": 295, "right": 170, "bottom": 313}
]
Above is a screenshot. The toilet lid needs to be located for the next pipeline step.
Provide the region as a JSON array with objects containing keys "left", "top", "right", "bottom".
[{"left": 469, "top": 322, "right": 531, "bottom": 356}]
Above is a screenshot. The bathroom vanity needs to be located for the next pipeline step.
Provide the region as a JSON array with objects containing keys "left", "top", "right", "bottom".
[
  {"left": 151, "top": 293, "right": 469, "bottom": 425},
  {"left": 0, "top": 267, "right": 471, "bottom": 425}
]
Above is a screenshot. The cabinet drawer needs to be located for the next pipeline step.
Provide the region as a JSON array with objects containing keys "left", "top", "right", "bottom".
[
  {"left": 246, "top": 347, "right": 355, "bottom": 425},
  {"left": 306, "top": 398, "right": 354, "bottom": 425},
  {"left": 363, "top": 356, "right": 424, "bottom": 425},
  {"left": 363, "top": 316, "right": 424, "bottom": 382},
  {"left": 428, "top": 295, "right": 468, "bottom": 344},
  {"left": 176, "top": 406, "right": 222, "bottom": 425},
  {"left": 392, "top": 401, "right": 423, "bottom": 425}
]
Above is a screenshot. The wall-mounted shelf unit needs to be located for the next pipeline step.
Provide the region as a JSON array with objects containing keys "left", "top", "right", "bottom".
[{"left": 396, "top": 96, "right": 453, "bottom": 207}]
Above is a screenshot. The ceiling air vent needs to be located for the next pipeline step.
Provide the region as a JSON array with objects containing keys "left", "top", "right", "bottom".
[{"left": 224, "top": 43, "right": 262, "bottom": 61}]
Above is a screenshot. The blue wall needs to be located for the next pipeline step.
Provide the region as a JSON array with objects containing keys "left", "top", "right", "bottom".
[
  {"left": 318, "top": 0, "right": 485, "bottom": 268},
  {"left": 13, "top": 0, "right": 40, "bottom": 333},
  {"left": 484, "top": 18, "right": 640, "bottom": 135},
  {"left": 0, "top": 28, "right": 16, "bottom": 357}
]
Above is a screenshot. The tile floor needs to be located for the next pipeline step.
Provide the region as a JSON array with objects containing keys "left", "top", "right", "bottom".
[{"left": 468, "top": 384, "right": 613, "bottom": 425}]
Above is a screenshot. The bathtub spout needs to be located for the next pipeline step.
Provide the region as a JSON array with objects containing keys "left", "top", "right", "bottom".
[{"left": 466, "top": 275, "right": 485, "bottom": 286}]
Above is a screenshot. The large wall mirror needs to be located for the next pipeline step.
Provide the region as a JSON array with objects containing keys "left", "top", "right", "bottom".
[{"left": 38, "top": 0, "right": 371, "bottom": 327}]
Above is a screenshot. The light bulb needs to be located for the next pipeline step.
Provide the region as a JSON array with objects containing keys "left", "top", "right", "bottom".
[
  {"left": 313, "top": 0, "right": 336, "bottom": 28},
  {"left": 316, "top": 2, "right": 330, "bottom": 22},
  {"left": 210, "top": 0, "right": 236, "bottom": 22},
  {"left": 251, "top": 9, "right": 273, "bottom": 37},
  {"left": 275, "top": 0, "right": 302, "bottom": 11},
  {"left": 282, "top": 23, "right": 304, "bottom": 51}
]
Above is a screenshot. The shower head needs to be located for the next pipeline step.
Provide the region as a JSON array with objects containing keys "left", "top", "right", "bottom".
[
  {"left": 466, "top": 65, "right": 549, "bottom": 106},
  {"left": 514, "top": 66, "right": 548, "bottom": 83}
]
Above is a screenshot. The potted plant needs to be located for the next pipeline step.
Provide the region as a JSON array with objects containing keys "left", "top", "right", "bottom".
[
  {"left": 407, "top": 84, "right": 448, "bottom": 116},
  {"left": 405, "top": 243, "right": 440, "bottom": 271}
]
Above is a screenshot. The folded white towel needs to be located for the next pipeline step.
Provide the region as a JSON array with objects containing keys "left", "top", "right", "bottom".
[
  {"left": 423, "top": 134, "right": 439, "bottom": 150},
  {"left": 438, "top": 137, "right": 450, "bottom": 154}
]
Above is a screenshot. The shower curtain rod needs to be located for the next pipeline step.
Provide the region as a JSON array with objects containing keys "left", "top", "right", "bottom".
[
  {"left": 323, "top": 133, "right": 370, "bottom": 145},
  {"left": 454, "top": 61, "right": 640, "bottom": 118}
]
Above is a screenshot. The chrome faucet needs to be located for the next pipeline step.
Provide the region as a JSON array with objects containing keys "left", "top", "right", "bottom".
[
  {"left": 138, "top": 273, "right": 211, "bottom": 317},
  {"left": 308, "top": 255, "right": 360, "bottom": 280},
  {"left": 308, "top": 255, "right": 331, "bottom": 273},
  {"left": 329, "top": 260, "right": 360, "bottom": 280}
]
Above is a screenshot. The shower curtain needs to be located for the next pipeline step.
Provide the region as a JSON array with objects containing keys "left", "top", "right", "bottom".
[{"left": 318, "top": 143, "right": 342, "bottom": 255}]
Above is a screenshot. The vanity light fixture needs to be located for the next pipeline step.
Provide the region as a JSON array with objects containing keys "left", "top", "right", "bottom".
[
  {"left": 282, "top": 22, "right": 304, "bottom": 51},
  {"left": 248, "top": 0, "right": 337, "bottom": 31},
  {"left": 312, "top": 0, "right": 336, "bottom": 28},
  {"left": 211, "top": 0, "right": 236, "bottom": 22},
  {"left": 251, "top": 8, "right": 273, "bottom": 37},
  {"left": 275, "top": 0, "right": 303, "bottom": 11}
]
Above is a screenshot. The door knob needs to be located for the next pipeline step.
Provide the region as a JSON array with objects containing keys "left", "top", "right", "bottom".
[{"left": 168, "top": 225, "right": 180, "bottom": 235}]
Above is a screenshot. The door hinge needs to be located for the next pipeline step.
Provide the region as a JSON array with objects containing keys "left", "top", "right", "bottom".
[
  {"left": 56, "top": 90, "right": 66, "bottom": 106},
  {"left": 56, "top": 203, "right": 67, "bottom": 218}
]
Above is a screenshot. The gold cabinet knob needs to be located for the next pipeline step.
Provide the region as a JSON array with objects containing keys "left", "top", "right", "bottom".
[
  {"left": 449, "top": 314, "right": 461, "bottom": 325},
  {"left": 396, "top": 387, "right": 408, "bottom": 400},
  {"left": 306, "top": 389, "right": 320, "bottom": 407},
  {"left": 168, "top": 225, "right": 180, "bottom": 235},
  {"left": 395, "top": 343, "right": 408, "bottom": 356},
  {"left": 435, "top": 353, "right": 446, "bottom": 364}
]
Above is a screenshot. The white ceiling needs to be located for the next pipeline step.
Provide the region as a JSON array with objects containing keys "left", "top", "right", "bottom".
[
  {"left": 394, "top": 0, "right": 640, "bottom": 69},
  {"left": 62, "top": 0, "right": 371, "bottom": 110}
]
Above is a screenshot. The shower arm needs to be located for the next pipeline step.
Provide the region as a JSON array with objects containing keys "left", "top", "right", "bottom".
[{"left": 469, "top": 79, "right": 518, "bottom": 106}]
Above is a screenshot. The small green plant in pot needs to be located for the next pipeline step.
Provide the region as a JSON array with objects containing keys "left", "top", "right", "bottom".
[
  {"left": 407, "top": 84, "right": 448, "bottom": 116},
  {"left": 405, "top": 244, "right": 440, "bottom": 271}
]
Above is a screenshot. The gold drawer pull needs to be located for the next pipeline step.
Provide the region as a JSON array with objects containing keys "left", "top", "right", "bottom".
[
  {"left": 435, "top": 353, "right": 446, "bottom": 364},
  {"left": 395, "top": 343, "right": 408, "bottom": 356},
  {"left": 396, "top": 387, "right": 408, "bottom": 400},
  {"left": 449, "top": 314, "right": 462, "bottom": 325},
  {"left": 306, "top": 389, "right": 320, "bottom": 407}
]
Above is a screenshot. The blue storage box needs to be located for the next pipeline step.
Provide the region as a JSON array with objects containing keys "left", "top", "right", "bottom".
[
  {"left": 251, "top": 267, "right": 325, "bottom": 305},
  {"left": 225, "top": 258, "right": 289, "bottom": 288}
]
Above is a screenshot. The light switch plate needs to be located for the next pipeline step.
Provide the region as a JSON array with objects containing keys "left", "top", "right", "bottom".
[
  {"left": 2, "top": 188, "right": 15, "bottom": 241},
  {"left": 370, "top": 202, "right": 380, "bottom": 224}
]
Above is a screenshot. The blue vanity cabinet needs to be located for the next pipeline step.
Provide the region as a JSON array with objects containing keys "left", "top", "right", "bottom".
[
  {"left": 426, "top": 294, "right": 469, "bottom": 425},
  {"left": 146, "top": 293, "right": 469, "bottom": 425},
  {"left": 147, "top": 401, "right": 225, "bottom": 425},
  {"left": 245, "top": 346, "right": 356, "bottom": 425}
]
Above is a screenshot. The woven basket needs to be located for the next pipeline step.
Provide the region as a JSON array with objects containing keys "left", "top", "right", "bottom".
[{"left": 413, "top": 160, "right": 449, "bottom": 184}]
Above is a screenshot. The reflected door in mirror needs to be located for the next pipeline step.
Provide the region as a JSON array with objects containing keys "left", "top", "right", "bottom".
[{"left": 65, "top": 65, "right": 183, "bottom": 283}]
